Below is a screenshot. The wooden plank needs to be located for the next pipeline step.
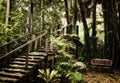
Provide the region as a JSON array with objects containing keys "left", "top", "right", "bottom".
[
  {"left": 0, "top": 71, "right": 24, "bottom": 78},
  {"left": 9, "top": 64, "right": 33, "bottom": 69},
  {"left": 28, "top": 52, "right": 47, "bottom": 56},
  {"left": 3, "top": 68, "right": 29, "bottom": 74},
  {"left": 12, "top": 61, "right": 37, "bottom": 65},
  {"left": 15, "top": 57, "right": 40, "bottom": 62},
  {"left": 0, "top": 76, "right": 18, "bottom": 82},
  {"left": 20, "top": 55, "right": 45, "bottom": 59},
  {"left": 91, "top": 58, "right": 112, "bottom": 66},
  {"left": 0, "top": 33, "right": 31, "bottom": 48}
]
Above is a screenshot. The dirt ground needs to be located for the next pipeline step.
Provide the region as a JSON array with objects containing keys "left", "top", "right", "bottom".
[{"left": 83, "top": 71, "right": 120, "bottom": 83}]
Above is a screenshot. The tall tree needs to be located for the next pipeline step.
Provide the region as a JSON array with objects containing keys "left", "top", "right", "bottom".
[
  {"left": 5, "top": 0, "right": 10, "bottom": 28},
  {"left": 102, "top": 0, "right": 120, "bottom": 69},
  {"left": 73, "top": 0, "right": 78, "bottom": 34},
  {"left": 78, "top": 0, "right": 91, "bottom": 62},
  {"left": 64, "top": 0, "right": 70, "bottom": 24},
  {"left": 91, "top": 0, "right": 97, "bottom": 58},
  {"left": 28, "top": 0, "right": 33, "bottom": 39},
  {"left": 64, "top": 0, "right": 72, "bottom": 34}
]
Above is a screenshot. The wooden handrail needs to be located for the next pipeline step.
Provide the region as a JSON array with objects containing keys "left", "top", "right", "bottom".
[
  {"left": 0, "top": 33, "right": 31, "bottom": 48},
  {"left": 52, "top": 24, "right": 72, "bottom": 34},
  {"left": 0, "top": 31, "right": 47, "bottom": 59},
  {"left": 0, "top": 24, "right": 72, "bottom": 59},
  {"left": 0, "top": 24, "right": 74, "bottom": 69},
  {"left": 0, "top": 31, "right": 44, "bottom": 48}
]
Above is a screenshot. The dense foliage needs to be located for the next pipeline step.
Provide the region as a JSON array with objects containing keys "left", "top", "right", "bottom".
[{"left": 0, "top": 0, "right": 120, "bottom": 69}]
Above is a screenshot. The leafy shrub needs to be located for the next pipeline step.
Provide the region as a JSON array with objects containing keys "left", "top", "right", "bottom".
[
  {"left": 37, "top": 69, "right": 60, "bottom": 83},
  {"left": 56, "top": 61, "right": 86, "bottom": 82}
]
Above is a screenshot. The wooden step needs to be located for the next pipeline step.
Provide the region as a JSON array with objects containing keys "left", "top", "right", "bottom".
[
  {"left": 2, "top": 68, "right": 30, "bottom": 74},
  {"left": 19, "top": 55, "right": 45, "bottom": 60},
  {"left": 0, "top": 52, "right": 48, "bottom": 82},
  {"left": 0, "top": 71, "right": 24, "bottom": 78},
  {"left": 11, "top": 61, "right": 37, "bottom": 66},
  {"left": 0, "top": 76, "right": 18, "bottom": 82},
  {"left": 28, "top": 52, "right": 47, "bottom": 56},
  {"left": 9, "top": 64, "right": 33, "bottom": 69},
  {"left": 15, "top": 57, "right": 41, "bottom": 62}
]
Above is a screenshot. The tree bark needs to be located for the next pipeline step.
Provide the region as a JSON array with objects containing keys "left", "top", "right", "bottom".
[
  {"left": 28, "top": 0, "right": 33, "bottom": 39},
  {"left": 78, "top": 0, "right": 91, "bottom": 62},
  {"left": 28, "top": 0, "right": 33, "bottom": 53},
  {"left": 64, "top": 0, "right": 72, "bottom": 34},
  {"left": 5, "top": 0, "right": 10, "bottom": 28},
  {"left": 73, "top": 0, "right": 78, "bottom": 34},
  {"left": 64, "top": 0, "right": 70, "bottom": 24},
  {"left": 102, "top": 0, "right": 120, "bottom": 69},
  {"left": 91, "top": 0, "right": 97, "bottom": 58}
]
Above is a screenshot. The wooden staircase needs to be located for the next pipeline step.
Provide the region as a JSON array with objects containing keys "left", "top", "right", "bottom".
[
  {"left": 0, "top": 25, "right": 68, "bottom": 83},
  {"left": 0, "top": 52, "right": 47, "bottom": 83}
]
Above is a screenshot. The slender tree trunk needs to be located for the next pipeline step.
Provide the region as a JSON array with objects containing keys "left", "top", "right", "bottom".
[
  {"left": 28, "top": 0, "right": 33, "bottom": 40},
  {"left": 5, "top": 0, "right": 11, "bottom": 53},
  {"left": 64, "top": 0, "right": 72, "bottom": 34},
  {"left": 118, "top": 3, "right": 120, "bottom": 38},
  {"left": 118, "top": 3, "right": 120, "bottom": 69},
  {"left": 78, "top": 0, "right": 91, "bottom": 62},
  {"left": 39, "top": 0, "right": 44, "bottom": 47},
  {"left": 73, "top": 0, "right": 78, "bottom": 34},
  {"left": 28, "top": 0, "right": 33, "bottom": 51},
  {"left": 5, "top": 0, "right": 10, "bottom": 28},
  {"left": 64, "top": 0, "right": 70, "bottom": 24},
  {"left": 91, "top": 0, "right": 97, "bottom": 58}
]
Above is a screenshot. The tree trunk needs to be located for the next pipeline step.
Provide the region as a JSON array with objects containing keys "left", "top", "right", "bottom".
[
  {"left": 5, "top": 0, "right": 10, "bottom": 28},
  {"left": 78, "top": 0, "right": 91, "bottom": 62},
  {"left": 64, "top": 0, "right": 70, "bottom": 24},
  {"left": 102, "top": 0, "right": 120, "bottom": 69},
  {"left": 28, "top": 0, "right": 33, "bottom": 39},
  {"left": 91, "top": 0, "right": 97, "bottom": 58},
  {"left": 64, "top": 0, "right": 72, "bottom": 34},
  {"left": 28, "top": 0, "right": 33, "bottom": 52},
  {"left": 39, "top": 0, "right": 44, "bottom": 47},
  {"left": 118, "top": 3, "right": 120, "bottom": 69},
  {"left": 73, "top": 0, "right": 78, "bottom": 34}
]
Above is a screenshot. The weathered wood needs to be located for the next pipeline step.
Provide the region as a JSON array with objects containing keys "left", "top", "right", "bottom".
[
  {"left": 34, "top": 35, "right": 39, "bottom": 51},
  {"left": 0, "top": 33, "right": 31, "bottom": 48},
  {"left": 25, "top": 45, "right": 29, "bottom": 69},
  {"left": 0, "top": 31, "right": 47, "bottom": 59},
  {"left": 0, "top": 24, "right": 72, "bottom": 70},
  {"left": 0, "top": 71, "right": 24, "bottom": 78},
  {"left": 0, "top": 77, "right": 18, "bottom": 82},
  {"left": 91, "top": 58, "right": 112, "bottom": 67},
  {"left": 45, "top": 29, "right": 50, "bottom": 53},
  {"left": 52, "top": 23, "right": 72, "bottom": 35}
]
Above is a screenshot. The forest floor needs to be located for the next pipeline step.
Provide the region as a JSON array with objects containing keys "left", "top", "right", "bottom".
[{"left": 83, "top": 71, "right": 120, "bottom": 83}]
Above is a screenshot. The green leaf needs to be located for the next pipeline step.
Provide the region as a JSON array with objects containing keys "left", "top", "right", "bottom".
[
  {"left": 50, "top": 70, "right": 58, "bottom": 80},
  {"left": 73, "top": 71, "right": 83, "bottom": 81},
  {"left": 73, "top": 62, "right": 86, "bottom": 69}
]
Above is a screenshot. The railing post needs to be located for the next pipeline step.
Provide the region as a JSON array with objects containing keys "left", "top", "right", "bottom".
[
  {"left": 45, "top": 30, "right": 50, "bottom": 69},
  {"left": 50, "top": 28, "right": 53, "bottom": 52},
  {"left": 25, "top": 43, "right": 31, "bottom": 69},
  {"left": 34, "top": 34, "right": 38, "bottom": 51},
  {"left": 45, "top": 32, "right": 49, "bottom": 53}
]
